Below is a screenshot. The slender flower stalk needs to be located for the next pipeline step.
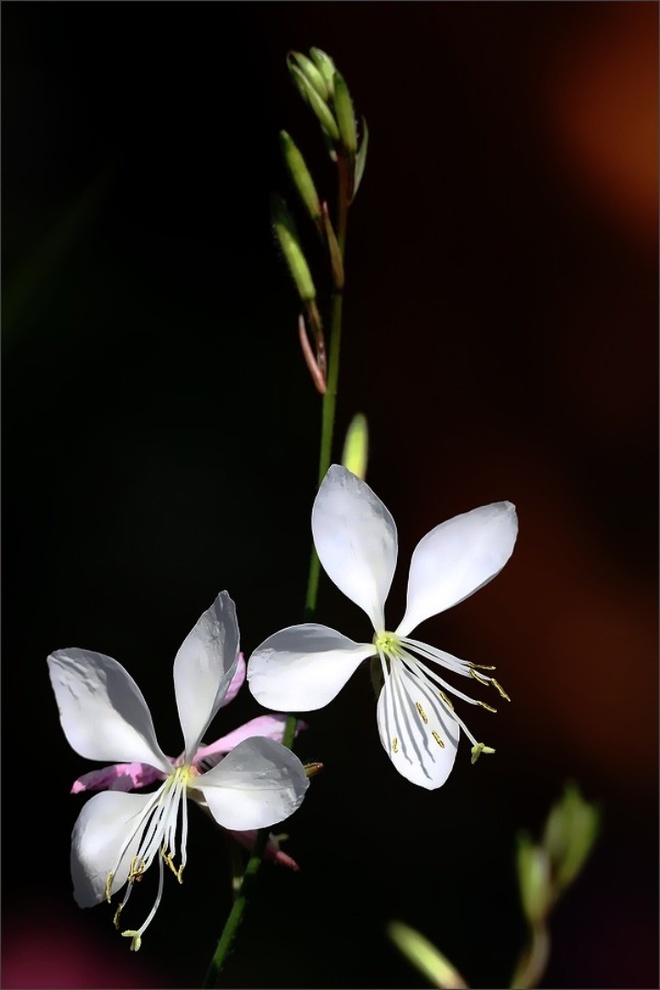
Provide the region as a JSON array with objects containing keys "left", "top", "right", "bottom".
[{"left": 203, "top": 49, "right": 361, "bottom": 984}]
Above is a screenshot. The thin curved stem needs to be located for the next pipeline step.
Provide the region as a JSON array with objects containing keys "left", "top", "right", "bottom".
[
  {"left": 201, "top": 830, "right": 270, "bottom": 988},
  {"left": 510, "top": 922, "right": 551, "bottom": 989}
]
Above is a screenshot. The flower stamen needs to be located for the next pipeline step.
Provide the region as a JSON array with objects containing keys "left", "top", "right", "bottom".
[{"left": 477, "top": 700, "right": 498, "bottom": 713}]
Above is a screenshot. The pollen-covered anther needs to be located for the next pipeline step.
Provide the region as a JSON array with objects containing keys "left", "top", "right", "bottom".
[
  {"left": 469, "top": 669, "right": 491, "bottom": 687},
  {"left": 432, "top": 730, "right": 445, "bottom": 748},
  {"left": 105, "top": 871, "right": 115, "bottom": 903},
  {"left": 162, "top": 849, "right": 184, "bottom": 883},
  {"left": 128, "top": 856, "right": 147, "bottom": 883},
  {"left": 415, "top": 702, "right": 429, "bottom": 724},
  {"left": 392, "top": 736, "right": 399, "bottom": 753},
  {"left": 477, "top": 700, "right": 498, "bottom": 713},
  {"left": 491, "top": 678, "right": 511, "bottom": 701},
  {"left": 439, "top": 689, "right": 454, "bottom": 711},
  {"left": 113, "top": 902, "right": 125, "bottom": 929}
]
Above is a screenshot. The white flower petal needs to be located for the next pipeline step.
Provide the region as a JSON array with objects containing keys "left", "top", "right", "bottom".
[
  {"left": 70, "top": 790, "right": 156, "bottom": 907},
  {"left": 376, "top": 661, "right": 460, "bottom": 789},
  {"left": 247, "top": 624, "right": 374, "bottom": 711},
  {"left": 173, "top": 591, "right": 240, "bottom": 761},
  {"left": 397, "top": 501, "right": 518, "bottom": 637},
  {"left": 194, "top": 737, "right": 309, "bottom": 831},
  {"left": 312, "top": 465, "right": 397, "bottom": 630},
  {"left": 47, "top": 650, "right": 170, "bottom": 771}
]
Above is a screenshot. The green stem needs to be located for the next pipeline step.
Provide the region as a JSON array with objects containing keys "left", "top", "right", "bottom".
[
  {"left": 303, "top": 154, "right": 350, "bottom": 624},
  {"left": 202, "top": 154, "right": 352, "bottom": 986},
  {"left": 202, "top": 830, "right": 270, "bottom": 988},
  {"left": 510, "top": 922, "right": 551, "bottom": 989}
]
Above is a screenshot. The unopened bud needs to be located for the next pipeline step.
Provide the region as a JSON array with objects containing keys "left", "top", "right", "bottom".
[
  {"left": 287, "top": 51, "right": 330, "bottom": 102},
  {"left": 542, "top": 783, "right": 600, "bottom": 895},
  {"left": 271, "top": 195, "right": 316, "bottom": 302},
  {"left": 388, "top": 921, "right": 468, "bottom": 990},
  {"left": 517, "top": 833, "right": 552, "bottom": 923},
  {"left": 342, "top": 413, "right": 369, "bottom": 480},
  {"left": 309, "top": 48, "right": 337, "bottom": 98},
  {"left": 280, "top": 131, "right": 322, "bottom": 223},
  {"left": 289, "top": 64, "right": 340, "bottom": 143}
]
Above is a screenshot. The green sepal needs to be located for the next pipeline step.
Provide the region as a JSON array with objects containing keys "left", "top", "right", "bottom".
[
  {"left": 333, "top": 71, "right": 358, "bottom": 154},
  {"left": 353, "top": 117, "right": 369, "bottom": 199}
]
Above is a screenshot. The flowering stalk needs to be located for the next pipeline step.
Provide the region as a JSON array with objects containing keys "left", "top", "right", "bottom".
[
  {"left": 203, "top": 48, "right": 363, "bottom": 984},
  {"left": 301, "top": 152, "right": 351, "bottom": 629}
]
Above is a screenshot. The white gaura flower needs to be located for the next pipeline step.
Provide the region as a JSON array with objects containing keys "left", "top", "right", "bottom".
[
  {"left": 248, "top": 466, "right": 518, "bottom": 790},
  {"left": 47, "top": 591, "right": 309, "bottom": 950}
]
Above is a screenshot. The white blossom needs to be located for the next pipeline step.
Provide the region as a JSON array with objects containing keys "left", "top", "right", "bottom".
[
  {"left": 248, "top": 466, "right": 518, "bottom": 789},
  {"left": 48, "top": 591, "right": 308, "bottom": 948}
]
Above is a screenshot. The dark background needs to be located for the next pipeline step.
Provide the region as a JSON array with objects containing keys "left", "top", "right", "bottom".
[{"left": 2, "top": 3, "right": 657, "bottom": 988}]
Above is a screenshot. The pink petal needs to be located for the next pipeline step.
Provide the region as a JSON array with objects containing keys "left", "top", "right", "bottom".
[
  {"left": 194, "top": 715, "right": 308, "bottom": 764},
  {"left": 220, "top": 653, "right": 246, "bottom": 707},
  {"left": 70, "top": 761, "right": 166, "bottom": 794},
  {"left": 230, "top": 830, "right": 300, "bottom": 871}
]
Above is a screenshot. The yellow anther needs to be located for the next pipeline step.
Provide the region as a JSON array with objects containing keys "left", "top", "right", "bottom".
[
  {"left": 439, "top": 690, "right": 454, "bottom": 711},
  {"left": 304, "top": 761, "right": 324, "bottom": 778},
  {"left": 469, "top": 669, "right": 490, "bottom": 686},
  {"left": 432, "top": 730, "right": 445, "bottom": 748},
  {"left": 105, "top": 871, "right": 115, "bottom": 903},
  {"left": 470, "top": 663, "right": 496, "bottom": 670},
  {"left": 113, "top": 902, "right": 125, "bottom": 929},
  {"left": 491, "top": 678, "right": 511, "bottom": 701},
  {"left": 415, "top": 702, "right": 429, "bottom": 724},
  {"left": 470, "top": 743, "right": 496, "bottom": 765},
  {"left": 392, "top": 737, "right": 399, "bottom": 753},
  {"left": 477, "top": 700, "right": 498, "bottom": 713}
]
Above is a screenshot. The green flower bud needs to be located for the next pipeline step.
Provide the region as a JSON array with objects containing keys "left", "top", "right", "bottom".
[
  {"left": 388, "top": 921, "right": 468, "bottom": 990},
  {"left": 271, "top": 195, "right": 316, "bottom": 302},
  {"left": 517, "top": 833, "right": 552, "bottom": 924},
  {"left": 309, "top": 48, "right": 337, "bottom": 98},
  {"left": 342, "top": 413, "right": 369, "bottom": 480},
  {"left": 289, "top": 64, "right": 340, "bottom": 144},
  {"left": 280, "top": 131, "right": 322, "bottom": 223},
  {"left": 287, "top": 50, "right": 330, "bottom": 102},
  {"left": 542, "top": 783, "right": 600, "bottom": 896},
  {"left": 333, "top": 71, "right": 358, "bottom": 154}
]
